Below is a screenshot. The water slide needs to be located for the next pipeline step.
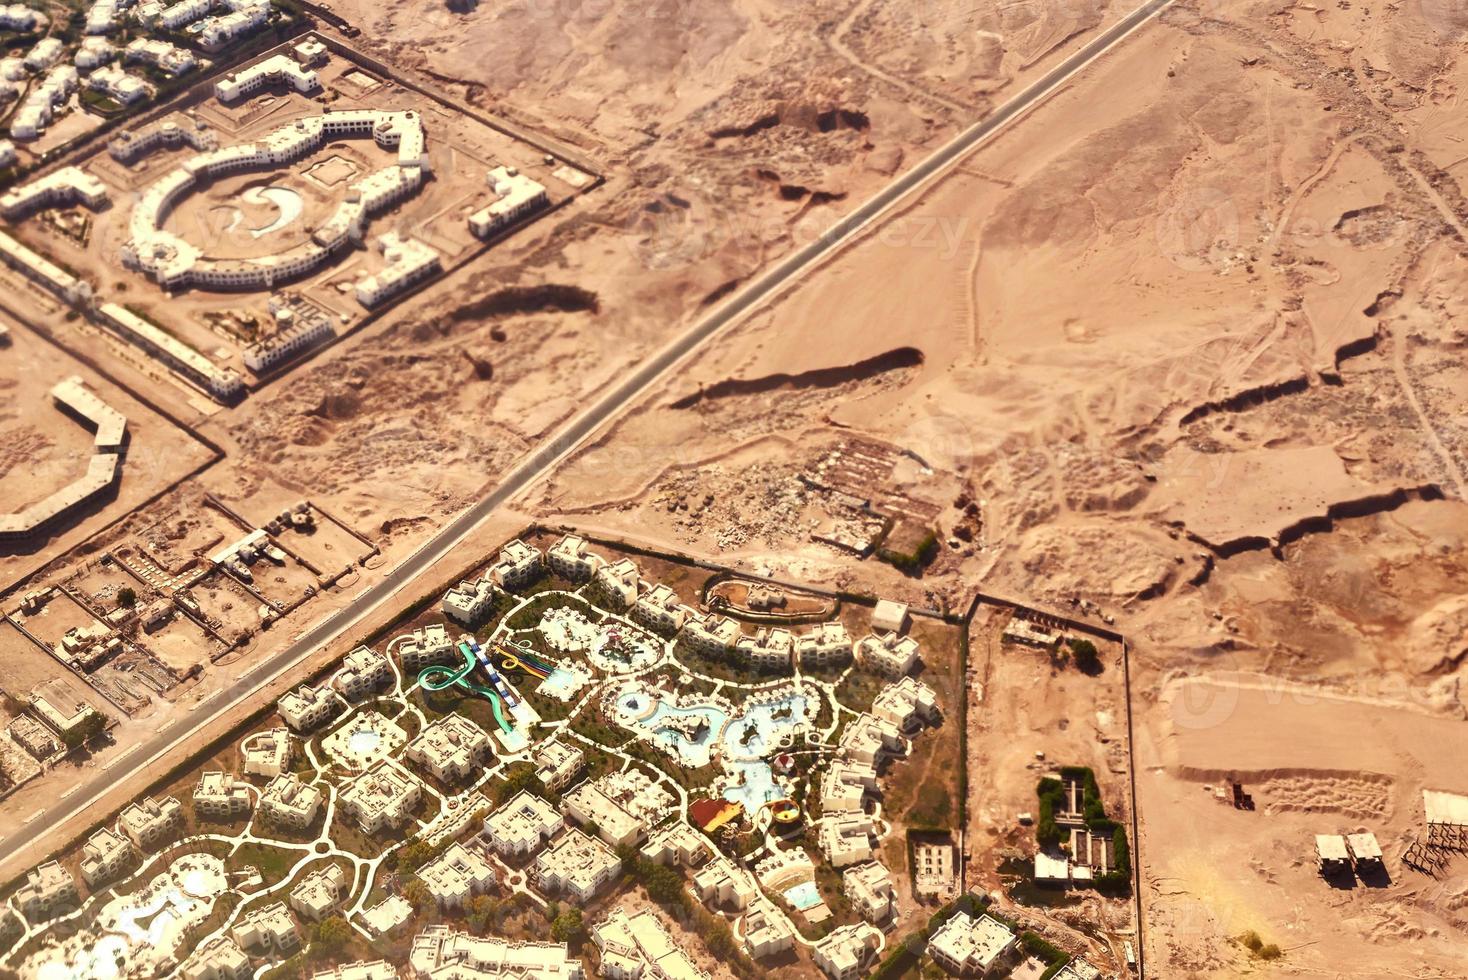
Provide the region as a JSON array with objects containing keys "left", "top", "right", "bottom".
[
  {"left": 495, "top": 641, "right": 554, "bottom": 679},
  {"left": 417, "top": 641, "right": 514, "bottom": 734}
]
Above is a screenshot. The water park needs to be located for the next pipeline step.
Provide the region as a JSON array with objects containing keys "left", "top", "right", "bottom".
[
  {"left": 24, "top": 854, "right": 227, "bottom": 980},
  {"left": 610, "top": 682, "right": 816, "bottom": 772}
]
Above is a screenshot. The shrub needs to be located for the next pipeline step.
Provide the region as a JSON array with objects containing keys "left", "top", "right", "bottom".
[
  {"left": 1067, "top": 637, "right": 1100, "bottom": 672},
  {"left": 1036, "top": 778, "right": 1065, "bottom": 848}
]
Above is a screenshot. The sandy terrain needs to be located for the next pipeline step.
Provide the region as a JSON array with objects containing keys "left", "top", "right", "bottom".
[{"left": 510, "top": 0, "right": 1468, "bottom": 975}]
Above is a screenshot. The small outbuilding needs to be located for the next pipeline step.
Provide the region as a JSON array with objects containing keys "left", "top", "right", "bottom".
[
  {"left": 871, "top": 600, "right": 909, "bottom": 634},
  {"left": 1346, "top": 832, "right": 1383, "bottom": 869},
  {"left": 1316, "top": 834, "right": 1350, "bottom": 875}
]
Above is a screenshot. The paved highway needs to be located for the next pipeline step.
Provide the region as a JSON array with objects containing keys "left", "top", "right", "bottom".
[{"left": 0, "top": 0, "right": 1173, "bottom": 873}]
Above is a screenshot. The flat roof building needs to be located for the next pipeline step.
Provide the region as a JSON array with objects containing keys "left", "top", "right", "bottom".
[
  {"left": 913, "top": 840, "right": 956, "bottom": 899},
  {"left": 418, "top": 841, "right": 496, "bottom": 910},
  {"left": 118, "top": 795, "right": 183, "bottom": 852},
  {"left": 693, "top": 856, "right": 758, "bottom": 911},
  {"left": 215, "top": 53, "right": 319, "bottom": 102},
  {"left": 398, "top": 623, "right": 456, "bottom": 672},
  {"left": 96, "top": 304, "right": 244, "bottom": 402},
  {"left": 1347, "top": 832, "right": 1383, "bottom": 867},
  {"left": 409, "top": 925, "right": 583, "bottom": 979},
  {"left": 241, "top": 727, "right": 293, "bottom": 777},
  {"left": 310, "top": 962, "right": 398, "bottom": 980},
  {"left": 489, "top": 538, "right": 543, "bottom": 591},
  {"left": 632, "top": 583, "right": 692, "bottom": 636},
  {"left": 484, "top": 789, "right": 564, "bottom": 857},
  {"left": 812, "top": 922, "right": 881, "bottom": 980},
  {"left": 194, "top": 770, "right": 252, "bottom": 821},
  {"left": 741, "top": 900, "right": 795, "bottom": 959},
  {"left": 734, "top": 626, "right": 794, "bottom": 672},
  {"left": 818, "top": 812, "right": 877, "bottom": 867},
  {"left": 339, "top": 758, "right": 422, "bottom": 834},
  {"left": 80, "top": 826, "right": 136, "bottom": 887},
  {"left": 232, "top": 901, "right": 299, "bottom": 955},
  {"left": 50, "top": 376, "right": 127, "bottom": 451},
  {"left": 593, "top": 558, "right": 641, "bottom": 609},
  {"left": 179, "top": 935, "right": 251, "bottom": 980},
  {"left": 547, "top": 533, "right": 601, "bottom": 582},
  {"left": 533, "top": 827, "right": 621, "bottom": 902},
  {"left": 927, "top": 911, "right": 1017, "bottom": 977},
  {"left": 641, "top": 822, "right": 709, "bottom": 869},
  {"left": 335, "top": 645, "right": 391, "bottom": 701},
  {"left": 564, "top": 768, "right": 673, "bottom": 849},
  {"left": 259, "top": 773, "right": 323, "bottom": 831},
  {"left": 356, "top": 233, "right": 441, "bottom": 309},
  {"left": 290, "top": 863, "right": 347, "bottom": 921},
  {"left": 679, "top": 613, "right": 742, "bottom": 659},
  {"left": 870, "top": 600, "right": 909, "bottom": 634},
  {"left": 1317, "top": 834, "right": 1351, "bottom": 874},
  {"left": 469, "top": 166, "right": 547, "bottom": 239},
  {"left": 871, "top": 676, "right": 939, "bottom": 729},
  {"left": 856, "top": 631, "right": 921, "bottom": 678},
  {"left": 0, "top": 166, "right": 109, "bottom": 218},
  {"left": 593, "top": 907, "right": 710, "bottom": 980},
  {"left": 443, "top": 574, "right": 500, "bottom": 626},
  {"left": 16, "top": 861, "right": 78, "bottom": 922},
  {"left": 533, "top": 739, "right": 585, "bottom": 793},
  {"left": 278, "top": 683, "right": 340, "bottom": 732},
  {"left": 839, "top": 713, "right": 905, "bottom": 765},
  {"left": 842, "top": 862, "right": 895, "bottom": 923},
  {"left": 795, "top": 621, "right": 853, "bottom": 669},
  {"left": 406, "top": 714, "right": 492, "bottom": 785}
]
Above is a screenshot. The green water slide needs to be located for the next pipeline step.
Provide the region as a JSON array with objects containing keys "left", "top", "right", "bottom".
[{"left": 418, "top": 641, "right": 514, "bottom": 734}]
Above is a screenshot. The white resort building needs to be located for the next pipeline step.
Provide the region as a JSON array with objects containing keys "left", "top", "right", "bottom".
[
  {"left": 80, "top": 827, "right": 136, "bottom": 886},
  {"left": 483, "top": 790, "right": 563, "bottom": 857},
  {"left": 405, "top": 714, "right": 492, "bottom": 784},
  {"left": 398, "top": 623, "right": 456, "bottom": 671},
  {"left": 194, "top": 771, "right": 252, "bottom": 820},
  {"left": 469, "top": 165, "right": 547, "bottom": 239},
  {"left": 118, "top": 795, "right": 184, "bottom": 851},
  {"left": 855, "top": 630, "right": 921, "bottom": 677},
  {"left": 16, "top": 862, "right": 78, "bottom": 922},
  {"left": 533, "top": 827, "right": 621, "bottom": 903},
  {"left": 547, "top": 533, "right": 602, "bottom": 581},
  {"left": 338, "top": 758, "right": 422, "bottom": 834},
  {"left": 926, "top": 911, "right": 1018, "bottom": 977},
  {"left": 241, "top": 727, "right": 294, "bottom": 777},
  {"left": 335, "top": 645, "right": 391, "bottom": 700},
  {"left": 409, "top": 925, "right": 583, "bottom": 980},
  {"left": 489, "top": 538, "right": 543, "bottom": 591},
  {"left": 259, "top": 773, "right": 323, "bottom": 831},
  {"left": 795, "top": 621, "right": 853, "bottom": 669},
  {"left": 734, "top": 627, "right": 794, "bottom": 672},
  {"left": 533, "top": 740, "right": 585, "bottom": 793},
  {"left": 278, "top": 683, "right": 340, "bottom": 732},
  {"left": 418, "top": 841, "right": 496, "bottom": 910}
]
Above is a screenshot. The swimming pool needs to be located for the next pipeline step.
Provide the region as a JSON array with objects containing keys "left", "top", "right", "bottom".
[
  {"left": 722, "top": 760, "right": 783, "bottom": 813},
  {"left": 784, "top": 880, "right": 823, "bottom": 911},
  {"left": 719, "top": 694, "right": 811, "bottom": 762}
]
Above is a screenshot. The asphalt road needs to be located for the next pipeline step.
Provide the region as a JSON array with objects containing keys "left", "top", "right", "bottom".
[{"left": 0, "top": 0, "right": 1173, "bottom": 873}]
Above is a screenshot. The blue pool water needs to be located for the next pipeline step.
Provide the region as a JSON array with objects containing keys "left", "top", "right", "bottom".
[
  {"left": 784, "top": 881, "right": 822, "bottom": 910},
  {"left": 722, "top": 760, "right": 781, "bottom": 813}
]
